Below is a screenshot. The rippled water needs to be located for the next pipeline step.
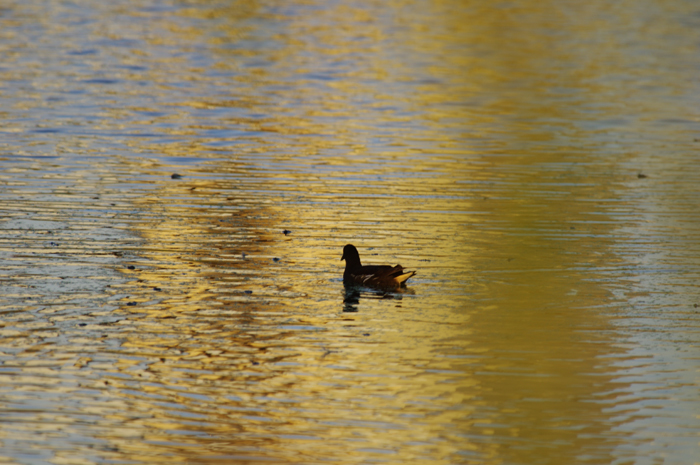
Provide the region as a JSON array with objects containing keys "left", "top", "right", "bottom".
[{"left": 2, "top": 0, "right": 700, "bottom": 464}]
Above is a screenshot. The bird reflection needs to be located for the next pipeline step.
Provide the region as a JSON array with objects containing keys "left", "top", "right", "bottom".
[
  {"left": 343, "top": 286, "right": 361, "bottom": 312},
  {"left": 342, "top": 284, "right": 408, "bottom": 312}
]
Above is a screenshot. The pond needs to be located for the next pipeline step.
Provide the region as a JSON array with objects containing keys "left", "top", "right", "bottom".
[{"left": 1, "top": 0, "right": 699, "bottom": 463}]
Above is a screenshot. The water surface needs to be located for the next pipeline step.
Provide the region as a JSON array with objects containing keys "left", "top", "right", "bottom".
[{"left": 1, "top": 0, "right": 700, "bottom": 464}]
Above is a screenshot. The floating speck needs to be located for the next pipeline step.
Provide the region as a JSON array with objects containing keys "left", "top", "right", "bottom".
[
  {"left": 127, "top": 265, "right": 135, "bottom": 270},
  {"left": 637, "top": 173, "right": 648, "bottom": 179},
  {"left": 283, "top": 229, "right": 292, "bottom": 235},
  {"left": 244, "top": 290, "right": 253, "bottom": 294},
  {"left": 126, "top": 301, "right": 137, "bottom": 306},
  {"left": 273, "top": 257, "right": 280, "bottom": 262},
  {"left": 171, "top": 173, "right": 182, "bottom": 179},
  {"left": 153, "top": 287, "right": 162, "bottom": 292}
]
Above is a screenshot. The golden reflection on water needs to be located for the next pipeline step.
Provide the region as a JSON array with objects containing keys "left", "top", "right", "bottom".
[
  {"left": 1, "top": 0, "right": 700, "bottom": 463},
  {"left": 116, "top": 162, "right": 476, "bottom": 462}
]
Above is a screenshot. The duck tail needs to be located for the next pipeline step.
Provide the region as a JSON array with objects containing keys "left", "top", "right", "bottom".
[{"left": 395, "top": 270, "right": 416, "bottom": 285}]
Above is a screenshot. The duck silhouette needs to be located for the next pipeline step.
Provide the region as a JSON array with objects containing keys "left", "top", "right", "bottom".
[{"left": 341, "top": 244, "right": 416, "bottom": 289}]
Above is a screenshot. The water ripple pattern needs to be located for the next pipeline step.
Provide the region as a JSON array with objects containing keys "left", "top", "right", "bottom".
[{"left": 1, "top": 1, "right": 699, "bottom": 464}]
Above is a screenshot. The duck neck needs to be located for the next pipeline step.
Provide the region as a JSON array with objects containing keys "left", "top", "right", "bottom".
[{"left": 344, "top": 256, "right": 362, "bottom": 274}]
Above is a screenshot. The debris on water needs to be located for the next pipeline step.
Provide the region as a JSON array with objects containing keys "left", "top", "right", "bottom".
[
  {"left": 244, "top": 290, "right": 253, "bottom": 294},
  {"left": 153, "top": 287, "right": 162, "bottom": 292},
  {"left": 241, "top": 252, "right": 246, "bottom": 259},
  {"left": 127, "top": 265, "right": 135, "bottom": 270},
  {"left": 48, "top": 241, "right": 59, "bottom": 247},
  {"left": 283, "top": 229, "right": 292, "bottom": 235},
  {"left": 171, "top": 173, "right": 182, "bottom": 179},
  {"left": 126, "top": 301, "right": 137, "bottom": 306},
  {"left": 637, "top": 173, "right": 648, "bottom": 179},
  {"left": 273, "top": 257, "right": 280, "bottom": 262},
  {"left": 78, "top": 323, "right": 87, "bottom": 327}
]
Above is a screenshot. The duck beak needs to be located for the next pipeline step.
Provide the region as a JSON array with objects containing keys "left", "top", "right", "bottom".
[{"left": 341, "top": 252, "right": 345, "bottom": 261}]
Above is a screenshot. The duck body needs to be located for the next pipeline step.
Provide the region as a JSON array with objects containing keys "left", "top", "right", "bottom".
[{"left": 341, "top": 244, "right": 416, "bottom": 289}]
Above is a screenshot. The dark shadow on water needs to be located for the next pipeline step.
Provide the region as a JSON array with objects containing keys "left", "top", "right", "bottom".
[
  {"left": 343, "top": 286, "right": 361, "bottom": 312},
  {"left": 342, "top": 284, "right": 411, "bottom": 312}
]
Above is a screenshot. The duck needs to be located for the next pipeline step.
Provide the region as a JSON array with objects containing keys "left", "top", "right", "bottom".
[{"left": 341, "top": 244, "right": 416, "bottom": 289}]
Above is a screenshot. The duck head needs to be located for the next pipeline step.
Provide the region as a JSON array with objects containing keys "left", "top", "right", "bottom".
[{"left": 341, "top": 244, "right": 362, "bottom": 267}]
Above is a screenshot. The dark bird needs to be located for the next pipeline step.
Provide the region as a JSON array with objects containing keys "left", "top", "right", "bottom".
[{"left": 341, "top": 244, "right": 416, "bottom": 289}]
